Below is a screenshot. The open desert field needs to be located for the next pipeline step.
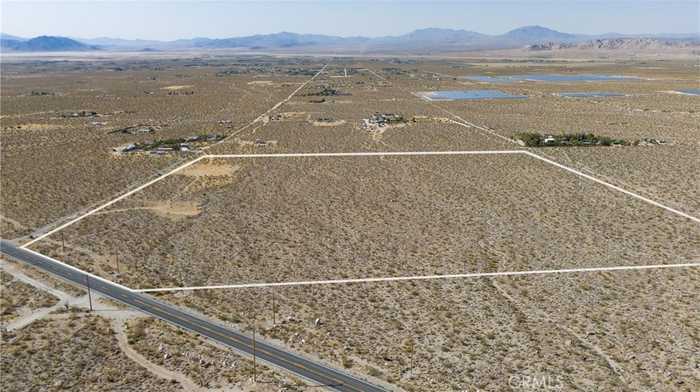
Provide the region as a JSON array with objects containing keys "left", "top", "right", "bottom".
[
  {"left": 151, "top": 268, "right": 698, "bottom": 391},
  {"left": 0, "top": 256, "right": 295, "bottom": 392},
  {"left": 0, "top": 269, "right": 59, "bottom": 326},
  {"left": 3, "top": 54, "right": 699, "bottom": 391},
  {"left": 0, "top": 57, "right": 325, "bottom": 239},
  {"left": 31, "top": 153, "right": 700, "bottom": 289},
  {"left": 0, "top": 311, "right": 298, "bottom": 392},
  {"left": 0, "top": 312, "right": 189, "bottom": 392}
]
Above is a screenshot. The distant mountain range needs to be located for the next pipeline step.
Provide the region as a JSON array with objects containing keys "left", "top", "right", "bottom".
[
  {"left": 1, "top": 35, "right": 96, "bottom": 52},
  {"left": 2, "top": 26, "right": 698, "bottom": 52}
]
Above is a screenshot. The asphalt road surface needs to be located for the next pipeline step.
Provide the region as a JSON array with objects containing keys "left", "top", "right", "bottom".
[{"left": 0, "top": 239, "right": 386, "bottom": 392}]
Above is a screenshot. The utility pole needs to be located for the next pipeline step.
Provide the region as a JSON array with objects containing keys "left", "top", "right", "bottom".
[
  {"left": 61, "top": 232, "right": 65, "bottom": 255},
  {"left": 85, "top": 275, "right": 93, "bottom": 312},
  {"left": 252, "top": 318, "right": 257, "bottom": 383},
  {"left": 272, "top": 288, "right": 276, "bottom": 326}
]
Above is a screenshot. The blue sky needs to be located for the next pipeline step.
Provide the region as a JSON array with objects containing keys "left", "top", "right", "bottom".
[{"left": 2, "top": 1, "right": 698, "bottom": 40}]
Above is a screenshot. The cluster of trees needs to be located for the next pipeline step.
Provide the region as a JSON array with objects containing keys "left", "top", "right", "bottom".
[
  {"left": 515, "top": 132, "right": 627, "bottom": 147},
  {"left": 303, "top": 86, "right": 349, "bottom": 97}
]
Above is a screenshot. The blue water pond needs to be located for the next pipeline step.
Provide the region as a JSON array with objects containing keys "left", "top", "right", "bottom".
[
  {"left": 422, "top": 90, "right": 527, "bottom": 100},
  {"left": 676, "top": 88, "right": 700, "bottom": 96}
]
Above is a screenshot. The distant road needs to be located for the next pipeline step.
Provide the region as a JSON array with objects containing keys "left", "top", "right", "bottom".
[{"left": 0, "top": 240, "right": 385, "bottom": 392}]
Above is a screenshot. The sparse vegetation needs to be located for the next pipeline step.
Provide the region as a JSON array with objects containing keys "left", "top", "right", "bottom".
[
  {"left": 0, "top": 270, "right": 59, "bottom": 325},
  {"left": 2, "top": 55, "right": 699, "bottom": 391},
  {"left": 302, "top": 86, "right": 350, "bottom": 97},
  {"left": 126, "top": 318, "right": 301, "bottom": 390},
  {"left": 1, "top": 315, "right": 183, "bottom": 392},
  {"left": 121, "top": 134, "right": 224, "bottom": 154}
]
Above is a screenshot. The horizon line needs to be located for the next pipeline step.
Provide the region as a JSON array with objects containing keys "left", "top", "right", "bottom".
[{"left": 3, "top": 25, "right": 698, "bottom": 42}]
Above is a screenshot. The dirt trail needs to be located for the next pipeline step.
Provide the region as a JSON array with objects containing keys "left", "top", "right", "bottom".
[
  {"left": 1, "top": 258, "right": 139, "bottom": 330},
  {"left": 1, "top": 260, "right": 72, "bottom": 331},
  {"left": 4, "top": 302, "right": 64, "bottom": 331},
  {"left": 0, "top": 259, "right": 232, "bottom": 391},
  {"left": 111, "top": 319, "right": 204, "bottom": 391},
  {"left": 490, "top": 279, "right": 626, "bottom": 381}
]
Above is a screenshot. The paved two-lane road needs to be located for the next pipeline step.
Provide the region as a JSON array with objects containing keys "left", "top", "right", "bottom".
[{"left": 0, "top": 240, "right": 385, "bottom": 392}]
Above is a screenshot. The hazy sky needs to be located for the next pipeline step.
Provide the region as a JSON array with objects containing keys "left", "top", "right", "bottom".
[{"left": 2, "top": 1, "right": 698, "bottom": 40}]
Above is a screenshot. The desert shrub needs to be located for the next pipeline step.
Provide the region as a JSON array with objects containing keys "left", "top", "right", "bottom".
[
  {"left": 514, "top": 132, "right": 627, "bottom": 147},
  {"left": 514, "top": 132, "right": 542, "bottom": 147},
  {"left": 342, "top": 356, "right": 354, "bottom": 368},
  {"left": 366, "top": 366, "right": 383, "bottom": 377},
  {"left": 128, "top": 319, "right": 146, "bottom": 343}
]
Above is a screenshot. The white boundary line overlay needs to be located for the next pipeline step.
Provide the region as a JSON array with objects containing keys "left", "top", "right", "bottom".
[
  {"left": 20, "top": 149, "right": 700, "bottom": 292},
  {"left": 203, "top": 63, "right": 327, "bottom": 150},
  {"left": 209, "top": 150, "right": 520, "bottom": 158},
  {"left": 21, "top": 150, "right": 524, "bottom": 248},
  {"left": 134, "top": 262, "right": 700, "bottom": 292},
  {"left": 23, "top": 149, "right": 699, "bottom": 249},
  {"left": 22, "top": 64, "right": 329, "bottom": 248},
  {"left": 521, "top": 151, "right": 700, "bottom": 224},
  {"left": 14, "top": 64, "right": 698, "bottom": 293},
  {"left": 22, "top": 155, "right": 208, "bottom": 248},
  {"left": 254, "top": 64, "right": 328, "bottom": 123}
]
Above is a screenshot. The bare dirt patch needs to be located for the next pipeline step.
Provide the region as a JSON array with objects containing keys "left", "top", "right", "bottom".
[
  {"left": 247, "top": 80, "right": 275, "bottom": 86},
  {"left": 160, "top": 85, "right": 194, "bottom": 90},
  {"left": 276, "top": 111, "right": 308, "bottom": 120},
  {"left": 368, "top": 122, "right": 407, "bottom": 141},
  {"left": 310, "top": 119, "right": 346, "bottom": 127},
  {"left": 146, "top": 201, "right": 201, "bottom": 220}
]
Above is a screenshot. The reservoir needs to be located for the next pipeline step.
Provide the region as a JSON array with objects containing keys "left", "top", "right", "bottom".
[
  {"left": 675, "top": 88, "right": 700, "bottom": 96},
  {"left": 419, "top": 90, "right": 527, "bottom": 101}
]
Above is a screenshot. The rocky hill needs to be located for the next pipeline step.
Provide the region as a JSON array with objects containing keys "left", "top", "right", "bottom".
[
  {"left": 2, "top": 27, "right": 698, "bottom": 53},
  {"left": 529, "top": 38, "right": 700, "bottom": 51},
  {"left": 1, "top": 35, "right": 97, "bottom": 52}
]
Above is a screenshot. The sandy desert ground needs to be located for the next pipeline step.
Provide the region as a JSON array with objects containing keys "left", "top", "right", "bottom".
[{"left": 2, "top": 54, "right": 699, "bottom": 391}]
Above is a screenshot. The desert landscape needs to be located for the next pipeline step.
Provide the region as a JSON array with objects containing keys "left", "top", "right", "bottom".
[{"left": 1, "top": 22, "right": 699, "bottom": 392}]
